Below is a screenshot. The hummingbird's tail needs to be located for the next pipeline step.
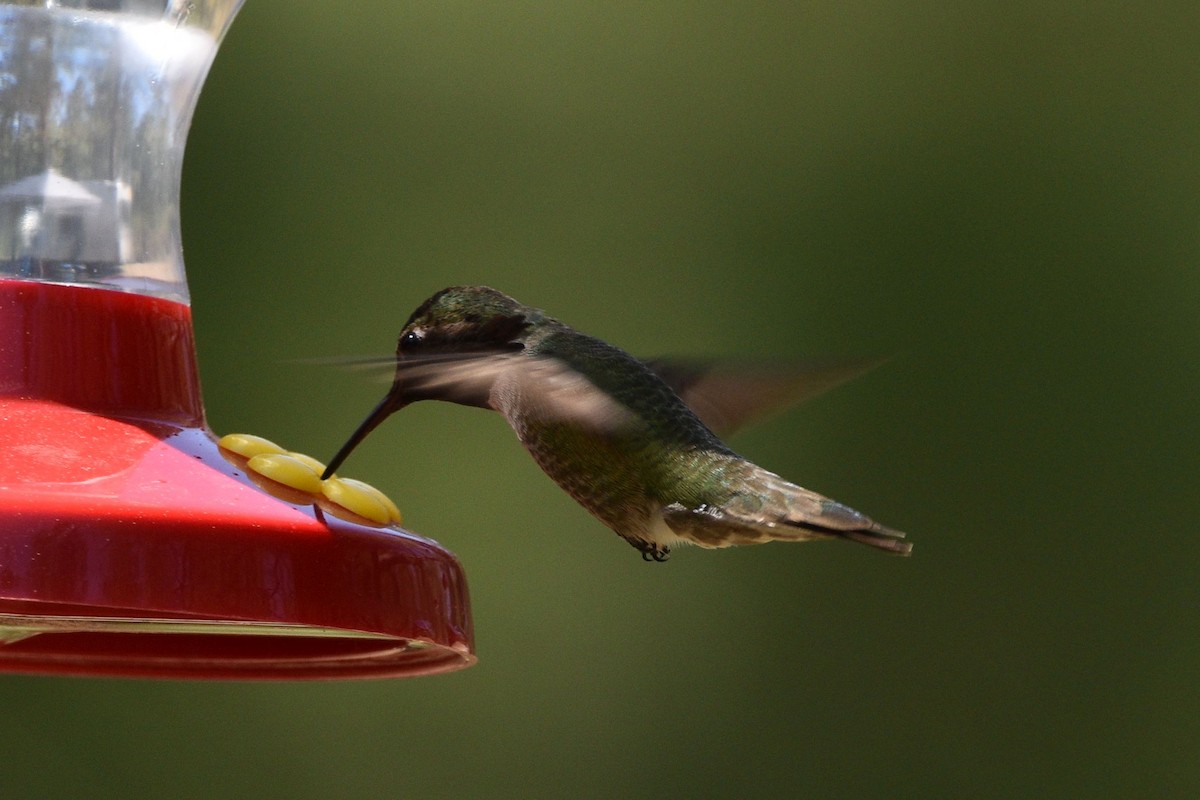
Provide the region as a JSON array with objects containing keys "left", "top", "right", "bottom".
[
  {"left": 822, "top": 523, "right": 912, "bottom": 555},
  {"left": 718, "top": 468, "right": 913, "bottom": 555}
]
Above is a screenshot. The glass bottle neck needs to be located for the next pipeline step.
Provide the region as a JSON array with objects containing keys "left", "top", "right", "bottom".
[{"left": 0, "top": 1, "right": 243, "bottom": 302}]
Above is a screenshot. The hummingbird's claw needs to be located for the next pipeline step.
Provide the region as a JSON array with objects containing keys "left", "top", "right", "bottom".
[{"left": 635, "top": 541, "right": 671, "bottom": 562}]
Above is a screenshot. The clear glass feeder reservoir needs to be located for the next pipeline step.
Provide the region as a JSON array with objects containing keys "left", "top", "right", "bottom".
[{"left": 0, "top": 1, "right": 474, "bottom": 678}]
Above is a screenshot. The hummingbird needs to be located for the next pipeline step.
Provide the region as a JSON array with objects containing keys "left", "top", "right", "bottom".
[{"left": 321, "top": 286, "right": 910, "bottom": 561}]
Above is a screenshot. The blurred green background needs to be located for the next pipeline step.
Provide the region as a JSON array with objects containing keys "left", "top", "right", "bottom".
[{"left": 5, "top": 1, "right": 1199, "bottom": 797}]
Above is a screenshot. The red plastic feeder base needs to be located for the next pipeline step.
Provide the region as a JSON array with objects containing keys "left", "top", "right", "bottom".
[{"left": 0, "top": 279, "right": 474, "bottom": 679}]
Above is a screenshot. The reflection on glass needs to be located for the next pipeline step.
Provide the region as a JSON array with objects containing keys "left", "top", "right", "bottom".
[{"left": 0, "top": 1, "right": 241, "bottom": 301}]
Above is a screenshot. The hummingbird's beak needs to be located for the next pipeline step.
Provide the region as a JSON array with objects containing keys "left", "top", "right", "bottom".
[
  {"left": 321, "top": 350, "right": 500, "bottom": 478},
  {"left": 320, "top": 387, "right": 407, "bottom": 479}
]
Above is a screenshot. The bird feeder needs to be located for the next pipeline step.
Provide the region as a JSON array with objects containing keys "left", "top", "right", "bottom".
[{"left": 0, "top": 0, "right": 474, "bottom": 679}]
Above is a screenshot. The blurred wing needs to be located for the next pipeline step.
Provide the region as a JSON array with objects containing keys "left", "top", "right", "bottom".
[
  {"left": 310, "top": 351, "right": 632, "bottom": 432},
  {"left": 486, "top": 354, "right": 637, "bottom": 432},
  {"left": 290, "top": 354, "right": 398, "bottom": 382},
  {"left": 300, "top": 350, "right": 635, "bottom": 431},
  {"left": 299, "top": 352, "right": 871, "bottom": 435},
  {"left": 645, "top": 356, "right": 887, "bottom": 436}
]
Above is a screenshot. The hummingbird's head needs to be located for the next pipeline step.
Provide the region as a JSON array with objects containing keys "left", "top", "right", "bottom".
[
  {"left": 396, "top": 286, "right": 536, "bottom": 357},
  {"left": 321, "top": 287, "right": 539, "bottom": 478}
]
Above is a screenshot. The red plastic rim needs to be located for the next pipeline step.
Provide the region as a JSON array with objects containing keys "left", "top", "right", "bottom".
[{"left": 0, "top": 279, "right": 474, "bottom": 679}]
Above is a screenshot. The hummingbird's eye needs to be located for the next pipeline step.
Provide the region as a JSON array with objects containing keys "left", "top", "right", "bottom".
[{"left": 400, "top": 331, "right": 423, "bottom": 350}]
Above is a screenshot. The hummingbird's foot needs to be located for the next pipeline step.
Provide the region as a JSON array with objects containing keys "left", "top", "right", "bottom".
[{"left": 633, "top": 540, "right": 671, "bottom": 563}]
